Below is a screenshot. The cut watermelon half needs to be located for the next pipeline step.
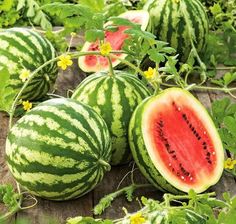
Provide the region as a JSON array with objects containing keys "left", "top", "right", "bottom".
[
  {"left": 129, "top": 88, "right": 224, "bottom": 193},
  {"left": 79, "top": 10, "right": 149, "bottom": 73}
]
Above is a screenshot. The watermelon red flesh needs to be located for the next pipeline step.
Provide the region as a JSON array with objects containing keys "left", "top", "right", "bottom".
[
  {"left": 79, "top": 10, "right": 149, "bottom": 72},
  {"left": 84, "top": 26, "right": 127, "bottom": 67},
  {"left": 140, "top": 88, "right": 224, "bottom": 193},
  {"left": 149, "top": 101, "right": 216, "bottom": 185}
]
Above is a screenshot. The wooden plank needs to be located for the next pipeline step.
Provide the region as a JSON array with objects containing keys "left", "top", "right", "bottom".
[
  {"left": 53, "top": 59, "right": 87, "bottom": 97},
  {"left": 0, "top": 113, "right": 16, "bottom": 223},
  {"left": 17, "top": 193, "right": 93, "bottom": 224}
]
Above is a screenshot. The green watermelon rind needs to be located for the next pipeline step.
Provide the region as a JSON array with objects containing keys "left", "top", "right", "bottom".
[
  {"left": 129, "top": 88, "right": 224, "bottom": 194},
  {"left": 6, "top": 98, "right": 112, "bottom": 201},
  {"left": 72, "top": 71, "right": 151, "bottom": 165},
  {"left": 78, "top": 10, "right": 150, "bottom": 73},
  {"left": 148, "top": 0, "right": 209, "bottom": 62},
  {"left": 0, "top": 28, "right": 58, "bottom": 112}
]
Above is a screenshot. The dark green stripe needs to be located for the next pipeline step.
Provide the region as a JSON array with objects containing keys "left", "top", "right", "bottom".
[
  {"left": 27, "top": 30, "right": 51, "bottom": 61},
  {"left": 166, "top": 1, "right": 174, "bottom": 46},
  {"left": 156, "top": 0, "right": 169, "bottom": 38},
  {"left": 15, "top": 166, "right": 98, "bottom": 193},
  {"left": 7, "top": 156, "right": 93, "bottom": 176}
]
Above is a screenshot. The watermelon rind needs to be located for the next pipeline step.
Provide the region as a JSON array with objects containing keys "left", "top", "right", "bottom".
[
  {"left": 129, "top": 88, "right": 224, "bottom": 193},
  {"left": 78, "top": 10, "right": 150, "bottom": 73},
  {"left": 0, "top": 28, "right": 58, "bottom": 113},
  {"left": 72, "top": 71, "right": 151, "bottom": 165},
  {"left": 6, "top": 98, "right": 112, "bottom": 201},
  {"left": 147, "top": 0, "right": 209, "bottom": 62}
]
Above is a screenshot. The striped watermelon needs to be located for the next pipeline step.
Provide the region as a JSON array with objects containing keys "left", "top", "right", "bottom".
[
  {"left": 71, "top": 71, "right": 151, "bottom": 165},
  {"left": 147, "top": 0, "right": 209, "bottom": 62},
  {"left": 129, "top": 88, "right": 224, "bottom": 194},
  {"left": 0, "top": 28, "right": 58, "bottom": 113},
  {"left": 6, "top": 98, "right": 112, "bottom": 200}
]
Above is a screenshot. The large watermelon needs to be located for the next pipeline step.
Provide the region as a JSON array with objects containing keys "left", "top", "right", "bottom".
[
  {"left": 6, "top": 98, "right": 112, "bottom": 200},
  {"left": 79, "top": 10, "right": 149, "bottom": 73},
  {"left": 147, "top": 0, "right": 209, "bottom": 62},
  {"left": 0, "top": 28, "right": 58, "bottom": 113},
  {"left": 71, "top": 71, "right": 151, "bottom": 165},
  {"left": 129, "top": 88, "right": 224, "bottom": 193}
]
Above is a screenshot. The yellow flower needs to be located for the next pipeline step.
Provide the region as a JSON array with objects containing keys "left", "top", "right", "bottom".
[
  {"left": 144, "top": 67, "right": 157, "bottom": 80},
  {"left": 19, "top": 69, "right": 31, "bottom": 82},
  {"left": 22, "top": 100, "right": 32, "bottom": 112},
  {"left": 224, "top": 158, "right": 236, "bottom": 170},
  {"left": 100, "top": 42, "right": 112, "bottom": 56},
  {"left": 57, "top": 54, "right": 73, "bottom": 70},
  {"left": 70, "top": 32, "right": 76, "bottom": 37},
  {"left": 130, "top": 212, "right": 146, "bottom": 224}
]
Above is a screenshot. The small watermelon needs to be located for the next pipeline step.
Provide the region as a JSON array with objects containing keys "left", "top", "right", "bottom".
[
  {"left": 0, "top": 28, "right": 58, "bottom": 113},
  {"left": 71, "top": 71, "right": 151, "bottom": 165},
  {"left": 78, "top": 10, "right": 149, "bottom": 73},
  {"left": 6, "top": 98, "right": 112, "bottom": 201},
  {"left": 146, "top": 0, "right": 209, "bottom": 62},
  {"left": 129, "top": 88, "right": 224, "bottom": 193}
]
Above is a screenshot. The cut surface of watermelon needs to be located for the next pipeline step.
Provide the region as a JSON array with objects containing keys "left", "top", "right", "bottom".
[
  {"left": 79, "top": 10, "right": 149, "bottom": 72},
  {"left": 130, "top": 88, "right": 224, "bottom": 193}
]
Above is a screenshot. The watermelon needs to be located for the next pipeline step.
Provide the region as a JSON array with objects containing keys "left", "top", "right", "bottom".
[
  {"left": 71, "top": 71, "right": 151, "bottom": 165},
  {"left": 147, "top": 0, "right": 209, "bottom": 62},
  {"left": 0, "top": 28, "right": 58, "bottom": 113},
  {"left": 78, "top": 10, "right": 149, "bottom": 73},
  {"left": 129, "top": 88, "right": 224, "bottom": 193},
  {"left": 6, "top": 98, "right": 112, "bottom": 200}
]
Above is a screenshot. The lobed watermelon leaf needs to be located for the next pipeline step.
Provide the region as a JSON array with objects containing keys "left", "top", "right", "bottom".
[{"left": 210, "top": 98, "right": 236, "bottom": 153}]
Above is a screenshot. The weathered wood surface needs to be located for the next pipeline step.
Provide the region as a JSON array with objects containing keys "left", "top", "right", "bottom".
[{"left": 0, "top": 61, "right": 236, "bottom": 223}]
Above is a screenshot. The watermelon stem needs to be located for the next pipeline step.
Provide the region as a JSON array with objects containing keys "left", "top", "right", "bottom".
[
  {"left": 107, "top": 56, "right": 115, "bottom": 76},
  {"left": 8, "top": 50, "right": 125, "bottom": 129},
  {"left": 98, "top": 159, "right": 111, "bottom": 171},
  {"left": 93, "top": 183, "right": 153, "bottom": 215},
  {"left": 111, "top": 54, "right": 145, "bottom": 77}
]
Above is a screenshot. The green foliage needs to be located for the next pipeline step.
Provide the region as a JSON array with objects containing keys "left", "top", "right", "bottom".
[
  {"left": 203, "top": 31, "right": 236, "bottom": 68},
  {"left": 210, "top": 98, "right": 236, "bottom": 154},
  {"left": 0, "top": 0, "right": 20, "bottom": 28},
  {"left": 201, "top": 0, "right": 236, "bottom": 32},
  {"left": 0, "top": 184, "right": 22, "bottom": 222},
  {"left": 16, "top": 0, "right": 52, "bottom": 30},
  {"left": 68, "top": 191, "right": 236, "bottom": 224}
]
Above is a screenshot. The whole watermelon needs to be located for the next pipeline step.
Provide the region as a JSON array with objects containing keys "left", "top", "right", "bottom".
[
  {"left": 0, "top": 28, "right": 58, "bottom": 113},
  {"left": 147, "top": 0, "right": 209, "bottom": 62},
  {"left": 6, "top": 98, "right": 112, "bottom": 201},
  {"left": 71, "top": 71, "right": 151, "bottom": 165}
]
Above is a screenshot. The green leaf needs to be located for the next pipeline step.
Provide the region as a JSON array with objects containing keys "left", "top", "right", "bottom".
[
  {"left": 148, "top": 49, "right": 165, "bottom": 64},
  {"left": 223, "top": 116, "right": 236, "bottom": 137},
  {"left": 211, "top": 97, "right": 231, "bottom": 125},
  {"left": 210, "top": 3, "right": 222, "bottom": 15},
  {"left": 16, "top": 0, "right": 26, "bottom": 11},
  {"left": 85, "top": 29, "right": 104, "bottom": 42},
  {"left": 0, "top": 0, "right": 14, "bottom": 11},
  {"left": 223, "top": 72, "right": 236, "bottom": 86},
  {"left": 79, "top": 0, "right": 105, "bottom": 12},
  {"left": 210, "top": 79, "right": 224, "bottom": 87}
]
